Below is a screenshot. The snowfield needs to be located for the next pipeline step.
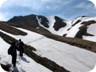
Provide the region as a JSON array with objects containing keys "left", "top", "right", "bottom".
[
  {"left": 37, "top": 16, "right": 72, "bottom": 36},
  {"left": 32, "top": 38, "right": 96, "bottom": 72},
  {"left": 66, "top": 17, "right": 96, "bottom": 42},
  {"left": 0, "top": 37, "right": 52, "bottom": 72},
  {"left": 36, "top": 16, "right": 96, "bottom": 42},
  {"left": 83, "top": 24, "right": 96, "bottom": 42},
  {"left": 0, "top": 28, "right": 96, "bottom": 72}
]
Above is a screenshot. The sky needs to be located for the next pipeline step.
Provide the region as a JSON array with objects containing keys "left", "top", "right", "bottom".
[{"left": 0, "top": 0, "right": 96, "bottom": 21}]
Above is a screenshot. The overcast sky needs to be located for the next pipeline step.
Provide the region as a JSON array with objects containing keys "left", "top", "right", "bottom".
[{"left": 0, "top": 0, "right": 96, "bottom": 21}]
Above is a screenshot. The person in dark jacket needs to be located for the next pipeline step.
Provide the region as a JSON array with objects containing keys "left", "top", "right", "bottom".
[
  {"left": 16, "top": 39, "right": 24, "bottom": 57},
  {"left": 8, "top": 42, "right": 17, "bottom": 67}
]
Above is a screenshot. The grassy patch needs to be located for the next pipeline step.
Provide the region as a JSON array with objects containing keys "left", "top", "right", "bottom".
[
  {"left": 75, "top": 20, "right": 96, "bottom": 38},
  {"left": 0, "top": 22, "right": 27, "bottom": 35},
  {"left": 81, "top": 20, "right": 96, "bottom": 25}
]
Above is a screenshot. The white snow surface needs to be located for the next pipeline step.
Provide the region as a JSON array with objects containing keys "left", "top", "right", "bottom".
[
  {"left": 66, "top": 16, "right": 96, "bottom": 42},
  {"left": 0, "top": 33, "right": 52, "bottom": 72},
  {"left": 31, "top": 38, "right": 96, "bottom": 72},
  {"left": 47, "top": 17, "right": 72, "bottom": 36},
  {"left": 37, "top": 16, "right": 96, "bottom": 42},
  {"left": 71, "top": 16, "right": 90, "bottom": 25},
  {"left": 66, "top": 22, "right": 83, "bottom": 37},
  {"left": 0, "top": 65, "right": 6, "bottom": 72},
  {"left": 83, "top": 24, "right": 96, "bottom": 42},
  {"left": 37, "top": 16, "right": 72, "bottom": 36},
  {"left": 0, "top": 28, "right": 96, "bottom": 72},
  {"left": 36, "top": 16, "right": 96, "bottom": 42}
]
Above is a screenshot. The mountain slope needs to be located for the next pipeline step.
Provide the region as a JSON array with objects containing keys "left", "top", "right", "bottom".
[
  {"left": 14, "top": 28, "right": 96, "bottom": 72},
  {"left": 7, "top": 14, "right": 71, "bottom": 36},
  {"left": 66, "top": 16, "right": 96, "bottom": 42},
  {"left": 7, "top": 15, "right": 96, "bottom": 42},
  {"left": 0, "top": 26, "right": 96, "bottom": 72},
  {"left": 37, "top": 16, "right": 71, "bottom": 36},
  {"left": 0, "top": 36, "right": 52, "bottom": 72},
  {"left": 0, "top": 24, "right": 69, "bottom": 72}
]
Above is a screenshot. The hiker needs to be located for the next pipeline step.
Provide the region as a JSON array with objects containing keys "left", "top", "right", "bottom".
[
  {"left": 8, "top": 42, "right": 17, "bottom": 67},
  {"left": 16, "top": 39, "right": 24, "bottom": 57}
]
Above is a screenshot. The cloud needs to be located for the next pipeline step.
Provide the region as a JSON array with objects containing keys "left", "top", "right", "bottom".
[
  {"left": 0, "top": 13, "right": 7, "bottom": 21},
  {"left": 0, "top": 0, "right": 72, "bottom": 20},
  {"left": 89, "top": 0, "right": 96, "bottom": 7},
  {"left": 2, "top": 0, "right": 71, "bottom": 10},
  {"left": 75, "top": 1, "right": 95, "bottom": 10},
  {"left": 0, "top": 0, "right": 7, "bottom": 21},
  {"left": 0, "top": 0, "right": 7, "bottom": 7},
  {"left": 0, "top": 0, "right": 96, "bottom": 21},
  {"left": 3, "top": 0, "right": 49, "bottom": 10}
]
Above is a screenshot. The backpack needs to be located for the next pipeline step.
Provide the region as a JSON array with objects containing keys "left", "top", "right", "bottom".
[
  {"left": 8, "top": 45, "right": 16, "bottom": 55},
  {"left": 8, "top": 46, "right": 12, "bottom": 55},
  {"left": 16, "top": 41, "right": 24, "bottom": 51}
]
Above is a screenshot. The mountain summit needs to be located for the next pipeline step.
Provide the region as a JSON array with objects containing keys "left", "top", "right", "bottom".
[{"left": 8, "top": 14, "right": 96, "bottom": 42}]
